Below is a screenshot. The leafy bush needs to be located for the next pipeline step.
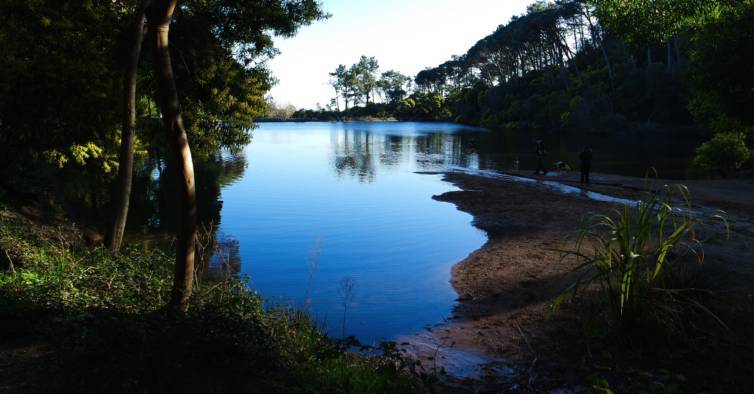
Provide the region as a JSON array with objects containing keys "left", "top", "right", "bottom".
[{"left": 694, "top": 131, "right": 751, "bottom": 177}]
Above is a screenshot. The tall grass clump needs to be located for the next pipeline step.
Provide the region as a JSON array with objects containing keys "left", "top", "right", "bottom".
[{"left": 556, "top": 184, "right": 729, "bottom": 334}]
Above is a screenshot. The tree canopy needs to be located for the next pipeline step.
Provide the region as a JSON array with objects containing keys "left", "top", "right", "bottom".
[{"left": 0, "top": 0, "right": 326, "bottom": 188}]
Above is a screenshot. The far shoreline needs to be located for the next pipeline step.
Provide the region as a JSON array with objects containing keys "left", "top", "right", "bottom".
[{"left": 255, "top": 117, "right": 454, "bottom": 123}]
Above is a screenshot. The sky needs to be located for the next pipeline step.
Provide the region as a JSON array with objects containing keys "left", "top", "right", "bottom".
[{"left": 266, "top": 0, "right": 532, "bottom": 109}]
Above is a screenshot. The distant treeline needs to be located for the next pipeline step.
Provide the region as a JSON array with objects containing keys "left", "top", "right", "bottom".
[
  {"left": 293, "top": 0, "right": 753, "bottom": 176},
  {"left": 282, "top": 55, "right": 450, "bottom": 122}
]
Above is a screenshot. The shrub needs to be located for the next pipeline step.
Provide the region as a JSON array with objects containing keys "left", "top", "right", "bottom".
[
  {"left": 556, "top": 184, "right": 729, "bottom": 332},
  {"left": 693, "top": 131, "right": 750, "bottom": 177}
]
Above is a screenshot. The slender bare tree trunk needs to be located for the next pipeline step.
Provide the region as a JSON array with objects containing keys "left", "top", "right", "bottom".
[
  {"left": 556, "top": 45, "right": 570, "bottom": 90},
  {"left": 111, "top": 5, "right": 147, "bottom": 252},
  {"left": 584, "top": 6, "right": 614, "bottom": 90},
  {"left": 148, "top": 0, "right": 197, "bottom": 313}
]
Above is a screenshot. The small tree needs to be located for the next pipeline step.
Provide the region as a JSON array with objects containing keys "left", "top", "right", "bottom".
[
  {"left": 378, "top": 70, "right": 410, "bottom": 104},
  {"left": 694, "top": 132, "right": 750, "bottom": 178}
]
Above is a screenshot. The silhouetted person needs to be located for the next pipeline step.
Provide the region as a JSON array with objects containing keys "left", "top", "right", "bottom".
[
  {"left": 534, "top": 140, "right": 547, "bottom": 175},
  {"left": 579, "top": 146, "right": 593, "bottom": 185}
]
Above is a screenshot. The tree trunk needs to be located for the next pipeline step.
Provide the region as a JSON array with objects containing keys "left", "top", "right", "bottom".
[
  {"left": 565, "top": 47, "right": 581, "bottom": 79},
  {"left": 584, "top": 6, "right": 614, "bottom": 91},
  {"left": 666, "top": 38, "right": 674, "bottom": 73},
  {"left": 110, "top": 6, "right": 147, "bottom": 253},
  {"left": 599, "top": 40, "right": 615, "bottom": 86},
  {"left": 556, "top": 45, "right": 570, "bottom": 90},
  {"left": 148, "top": 0, "right": 197, "bottom": 313}
]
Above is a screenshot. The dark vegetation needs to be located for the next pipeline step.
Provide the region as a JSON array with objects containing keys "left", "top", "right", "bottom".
[
  {"left": 553, "top": 184, "right": 754, "bottom": 392},
  {"left": 0, "top": 214, "right": 416, "bottom": 392},
  {"left": 1, "top": 0, "right": 754, "bottom": 392},
  {"left": 0, "top": 1, "right": 423, "bottom": 392},
  {"left": 0, "top": 0, "right": 329, "bottom": 306},
  {"left": 294, "top": 0, "right": 754, "bottom": 178}
]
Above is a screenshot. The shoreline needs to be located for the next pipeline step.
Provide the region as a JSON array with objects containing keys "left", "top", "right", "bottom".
[
  {"left": 405, "top": 169, "right": 754, "bottom": 391},
  {"left": 256, "top": 117, "right": 447, "bottom": 123}
]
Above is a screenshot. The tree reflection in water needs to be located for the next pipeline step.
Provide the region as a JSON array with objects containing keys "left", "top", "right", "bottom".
[
  {"left": 331, "top": 126, "right": 483, "bottom": 183},
  {"left": 128, "top": 150, "right": 248, "bottom": 281}
]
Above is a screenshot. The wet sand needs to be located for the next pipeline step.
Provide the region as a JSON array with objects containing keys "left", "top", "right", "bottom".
[{"left": 404, "top": 170, "right": 754, "bottom": 391}]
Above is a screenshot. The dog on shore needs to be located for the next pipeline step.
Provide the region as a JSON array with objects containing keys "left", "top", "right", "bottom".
[{"left": 553, "top": 161, "right": 571, "bottom": 172}]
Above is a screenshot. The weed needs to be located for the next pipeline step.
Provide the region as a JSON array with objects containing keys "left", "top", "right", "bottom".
[{"left": 555, "top": 183, "right": 729, "bottom": 333}]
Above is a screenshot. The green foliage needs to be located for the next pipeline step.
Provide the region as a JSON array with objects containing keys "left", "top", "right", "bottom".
[
  {"left": 0, "top": 216, "right": 414, "bottom": 392},
  {"left": 292, "top": 90, "right": 451, "bottom": 122},
  {"left": 327, "top": 56, "right": 410, "bottom": 112},
  {"left": 687, "top": 1, "right": 754, "bottom": 127},
  {"left": 556, "top": 184, "right": 728, "bottom": 331},
  {"left": 378, "top": 70, "right": 411, "bottom": 104},
  {"left": 0, "top": 0, "right": 326, "bottom": 212},
  {"left": 591, "top": 0, "right": 722, "bottom": 48},
  {"left": 694, "top": 132, "right": 751, "bottom": 177},
  {"left": 413, "top": 0, "right": 700, "bottom": 132},
  {"left": 0, "top": 0, "right": 123, "bottom": 184},
  {"left": 161, "top": 0, "right": 327, "bottom": 155},
  {"left": 592, "top": 0, "right": 754, "bottom": 174}
]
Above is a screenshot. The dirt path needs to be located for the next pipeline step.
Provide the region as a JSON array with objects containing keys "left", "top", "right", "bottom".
[{"left": 403, "top": 171, "right": 754, "bottom": 392}]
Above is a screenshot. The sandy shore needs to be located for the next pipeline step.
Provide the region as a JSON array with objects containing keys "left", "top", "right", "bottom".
[{"left": 404, "top": 170, "right": 754, "bottom": 391}]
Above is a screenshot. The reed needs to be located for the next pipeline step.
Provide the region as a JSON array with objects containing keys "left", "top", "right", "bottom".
[{"left": 556, "top": 183, "right": 729, "bottom": 331}]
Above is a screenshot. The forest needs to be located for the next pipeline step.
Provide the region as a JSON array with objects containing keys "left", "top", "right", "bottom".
[
  {"left": 1, "top": 0, "right": 754, "bottom": 392},
  {"left": 292, "top": 0, "right": 753, "bottom": 177}
]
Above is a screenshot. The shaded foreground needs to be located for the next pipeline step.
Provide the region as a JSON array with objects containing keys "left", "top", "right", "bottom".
[
  {"left": 419, "top": 172, "right": 754, "bottom": 392},
  {"left": 3, "top": 171, "right": 754, "bottom": 392},
  {"left": 0, "top": 213, "right": 417, "bottom": 393}
]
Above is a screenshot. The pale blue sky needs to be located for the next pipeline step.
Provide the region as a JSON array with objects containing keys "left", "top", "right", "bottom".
[{"left": 267, "top": 0, "right": 532, "bottom": 109}]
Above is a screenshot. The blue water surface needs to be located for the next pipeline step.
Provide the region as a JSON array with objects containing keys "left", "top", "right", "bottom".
[{"left": 215, "top": 122, "right": 487, "bottom": 344}]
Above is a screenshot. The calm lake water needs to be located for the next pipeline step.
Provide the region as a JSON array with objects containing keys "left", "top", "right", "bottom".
[
  {"left": 215, "top": 122, "right": 487, "bottom": 343},
  {"left": 205, "top": 121, "right": 699, "bottom": 343}
]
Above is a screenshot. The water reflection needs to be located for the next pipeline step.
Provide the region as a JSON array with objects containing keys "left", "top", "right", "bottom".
[
  {"left": 325, "top": 124, "right": 701, "bottom": 183},
  {"left": 203, "top": 234, "right": 242, "bottom": 282},
  {"left": 333, "top": 129, "right": 376, "bottom": 183},
  {"left": 129, "top": 151, "right": 248, "bottom": 233},
  {"left": 127, "top": 151, "right": 248, "bottom": 281},
  {"left": 329, "top": 125, "right": 485, "bottom": 183}
]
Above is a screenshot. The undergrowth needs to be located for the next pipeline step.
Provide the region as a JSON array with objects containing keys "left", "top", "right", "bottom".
[{"left": 0, "top": 216, "right": 418, "bottom": 393}]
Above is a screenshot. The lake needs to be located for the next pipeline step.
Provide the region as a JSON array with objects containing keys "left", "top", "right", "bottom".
[
  {"left": 202, "top": 121, "right": 699, "bottom": 344},
  {"left": 213, "top": 122, "right": 487, "bottom": 344}
]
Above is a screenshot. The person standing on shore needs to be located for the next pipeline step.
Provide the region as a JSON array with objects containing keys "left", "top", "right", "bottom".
[
  {"left": 534, "top": 139, "right": 547, "bottom": 175},
  {"left": 579, "top": 146, "right": 593, "bottom": 185}
]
